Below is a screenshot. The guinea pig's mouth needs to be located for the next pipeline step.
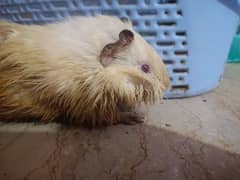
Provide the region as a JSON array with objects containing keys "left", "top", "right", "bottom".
[
  {"left": 142, "top": 89, "right": 160, "bottom": 104},
  {"left": 116, "top": 75, "right": 166, "bottom": 110},
  {"left": 134, "top": 82, "right": 165, "bottom": 105},
  {"left": 115, "top": 81, "right": 165, "bottom": 116}
]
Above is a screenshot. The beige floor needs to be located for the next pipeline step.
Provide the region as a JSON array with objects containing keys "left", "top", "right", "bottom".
[{"left": 0, "top": 64, "right": 240, "bottom": 180}]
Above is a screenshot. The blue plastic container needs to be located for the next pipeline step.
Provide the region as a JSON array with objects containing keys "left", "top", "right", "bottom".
[{"left": 0, "top": 0, "right": 239, "bottom": 98}]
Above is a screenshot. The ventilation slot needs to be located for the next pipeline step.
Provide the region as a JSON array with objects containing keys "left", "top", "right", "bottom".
[
  {"left": 176, "top": 10, "right": 183, "bottom": 16},
  {"left": 174, "top": 50, "right": 188, "bottom": 56},
  {"left": 82, "top": 0, "right": 100, "bottom": 6},
  {"left": 52, "top": 1, "right": 67, "bottom": 8},
  {"left": 162, "top": 51, "right": 168, "bottom": 55},
  {"left": 163, "top": 60, "right": 174, "bottom": 64},
  {"left": 42, "top": 11, "right": 55, "bottom": 18},
  {"left": 5, "top": 5, "right": 18, "bottom": 13},
  {"left": 105, "top": 0, "right": 112, "bottom": 5},
  {"left": 132, "top": 20, "right": 139, "bottom": 27},
  {"left": 71, "top": 0, "right": 79, "bottom": 7},
  {"left": 171, "top": 85, "right": 189, "bottom": 91},
  {"left": 138, "top": 9, "right": 157, "bottom": 16},
  {"left": 118, "top": 0, "right": 137, "bottom": 5},
  {"left": 182, "top": 41, "right": 187, "bottom": 46},
  {"left": 139, "top": 31, "right": 157, "bottom": 37},
  {"left": 69, "top": 10, "right": 86, "bottom": 16},
  {"left": 144, "top": 0, "right": 151, "bottom": 5},
  {"left": 180, "top": 59, "right": 186, "bottom": 64},
  {"left": 27, "top": 3, "right": 42, "bottom": 11},
  {"left": 173, "top": 68, "right": 189, "bottom": 73},
  {"left": 157, "top": 21, "right": 176, "bottom": 27},
  {"left": 145, "top": 21, "right": 150, "bottom": 26},
  {"left": 20, "top": 12, "right": 32, "bottom": 19},
  {"left": 164, "top": 10, "right": 170, "bottom": 15},
  {"left": 158, "top": 0, "right": 177, "bottom": 4},
  {"left": 102, "top": 10, "right": 119, "bottom": 16},
  {"left": 157, "top": 41, "right": 175, "bottom": 46},
  {"left": 178, "top": 76, "right": 184, "bottom": 81},
  {"left": 176, "top": 31, "right": 186, "bottom": 36}
]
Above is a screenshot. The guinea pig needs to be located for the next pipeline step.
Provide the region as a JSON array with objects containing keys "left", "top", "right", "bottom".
[{"left": 0, "top": 15, "right": 170, "bottom": 127}]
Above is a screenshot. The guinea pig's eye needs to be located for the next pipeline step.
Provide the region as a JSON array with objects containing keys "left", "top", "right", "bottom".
[{"left": 141, "top": 64, "right": 150, "bottom": 73}]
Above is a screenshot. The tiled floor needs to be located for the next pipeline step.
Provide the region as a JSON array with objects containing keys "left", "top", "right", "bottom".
[{"left": 0, "top": 64, "right": 240, "bottom": 180}]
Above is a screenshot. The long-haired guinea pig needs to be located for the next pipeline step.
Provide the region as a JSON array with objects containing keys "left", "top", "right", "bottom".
[{"left": 0, "top": 15, "right": 170, "bottom": 127}]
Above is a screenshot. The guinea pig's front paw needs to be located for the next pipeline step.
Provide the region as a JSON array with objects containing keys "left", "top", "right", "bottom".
[{"left": 118, "top": 112, "right": 145, "bottom": 125}]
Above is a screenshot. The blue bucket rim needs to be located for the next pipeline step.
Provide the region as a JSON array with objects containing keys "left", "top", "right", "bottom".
[{"left": 218, "top": 0, "right": 240, "bottom": 15}]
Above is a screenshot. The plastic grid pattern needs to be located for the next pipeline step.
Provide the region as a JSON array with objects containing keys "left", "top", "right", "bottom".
[{"left": 0, "top": 0, "right": 189, "bottom": 96}]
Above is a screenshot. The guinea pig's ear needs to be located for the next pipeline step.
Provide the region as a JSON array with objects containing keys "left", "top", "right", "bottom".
[
  {"left": 118, "top": 29, "right": 134, "bottom": 46},
  {"left": 100, "top": 29, "right": 134, "bottom": 67},
  {"left": 120, "top": 17, "right": 129, "bottom": 23},
  {"left": 0, "top": 23, "right": 16, "bottom": 44},
  {"left": 120, "top": 17, "right": 133, "bottom": 26}
]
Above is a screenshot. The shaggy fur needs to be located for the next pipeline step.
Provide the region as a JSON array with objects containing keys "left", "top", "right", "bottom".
[{"left": 0, "top": 15, "right": 170, "bottom": 127}]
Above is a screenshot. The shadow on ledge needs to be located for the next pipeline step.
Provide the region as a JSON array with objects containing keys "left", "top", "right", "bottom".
[{"left": 0, "top": 123, "right": 240, "bottom": 180}]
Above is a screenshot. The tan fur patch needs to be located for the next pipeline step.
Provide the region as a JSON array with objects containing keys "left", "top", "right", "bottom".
[{"left": 0, "top": 15, "right": 170, "bottom": 127}]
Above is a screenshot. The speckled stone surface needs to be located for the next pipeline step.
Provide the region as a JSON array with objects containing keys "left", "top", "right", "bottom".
[{"left": 0, "top": 64, "right": 240, "bottom": 180}]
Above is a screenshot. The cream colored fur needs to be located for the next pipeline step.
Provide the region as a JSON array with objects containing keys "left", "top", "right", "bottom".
[{"left": 0, "top": 15, "right": 170, "bottom": 126}]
